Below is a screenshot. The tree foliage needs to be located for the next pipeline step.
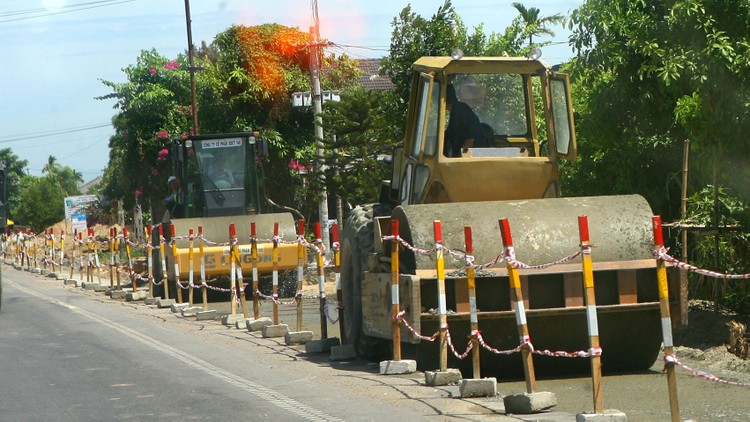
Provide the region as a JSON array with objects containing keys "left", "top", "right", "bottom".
[
  {"left": 12, "top": 159, "right": 82, "bottom": 231},
  {"left": 0, "top": 148, "right": 29, "bottom": 222},
  {"left": 565, "top": 0, "right": 750, "bottom": 220}
]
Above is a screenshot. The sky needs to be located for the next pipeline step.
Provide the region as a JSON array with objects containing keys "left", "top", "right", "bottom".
[{"left": 0, "top": 0, "right": 580, "bottom": 182}]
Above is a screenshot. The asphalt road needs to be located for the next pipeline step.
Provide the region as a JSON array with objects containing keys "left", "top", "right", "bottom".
[{"left": 3, "top": 264, "right": 750, "bottom": 421}]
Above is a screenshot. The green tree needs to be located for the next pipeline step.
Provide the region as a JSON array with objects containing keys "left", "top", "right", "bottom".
[
  {"left": 12, "top": 161, "right": 82, "bottom": 231},
  {"left": 0, "top": 148, "right": 29, "bottom": 222},
  {"left": 511, "top": 2, "right": 565, "bottom": 46}
]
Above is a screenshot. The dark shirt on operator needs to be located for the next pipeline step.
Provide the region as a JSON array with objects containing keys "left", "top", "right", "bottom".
[{"left": 444, "top": 100, "right": 486, "bottom": 157}]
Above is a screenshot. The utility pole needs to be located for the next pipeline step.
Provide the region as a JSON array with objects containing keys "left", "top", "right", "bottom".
[
  {"left": 309, "top": 0, "right": 331, "bottom": 254},
  {"left": 184, "top": 0, "right": 199, "bottom": 135}
]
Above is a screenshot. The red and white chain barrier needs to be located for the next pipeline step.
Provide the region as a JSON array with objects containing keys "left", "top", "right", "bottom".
[
  {"left": 655, "top": 247, "right": 750, "bottom": 280},
  {"left": 665, "top": 354, "right": 750, "bottom": 387}
]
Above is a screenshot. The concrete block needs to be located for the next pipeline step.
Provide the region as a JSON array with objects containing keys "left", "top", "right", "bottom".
[
  {"left": 221, "top": 314, "right": 245, "bottom": 326},
  {"left": 94, "top": 284, "right": 110, "bottom": 293},
  {"left": 503, "top": 391, "right": 557, "bottom": 414},
  {"left": 458, "top": 378, "right": 497, "bottom": 398},
  {"left": 84, "top": 282, "right": 98, "bottom": 291},
  {"left": 425, "top": 368, "right": 463, "bottom": 386},
  {"left": 262, "top": 324, "right": 289, "bottom": 338},
  {"left": 31, "top": 268, "right": 41, "bottom": 274},
  {"left": 285, "top": 331, "right": 314, "bottom": 345},
  {"left": 156, "top": 299, "right": 176, "bottom": 308},
  {"left": 329, "top": 344, "right": 357, "bottom": 361},
  {"left": 41, "top": 269, "right": 50, "bottom": 275},
  {"left": 46, "top": 272, "right": 58, "bottom": 278},
  {"left": 13, "top": 265, "right": 22, "bottom": 270},
  {"left": 63, "top": 279, "right": 77, "bottom": 286},
  {"left": 74, "top": 279, "right": 86, "bottom": 288},
  {"left": 180, "top": 306, "right": 203, "bottom": 317},
  {"left": 305, "top": 337, "right": 341, "bottom": 354},
  {"left": 144, "top": 297, "right": 159, "bottom": 305},
  {"left": 170, "top": 302, "right": 190, "bottom": 313},
  {"left": 576, "top": 410, "right": 628, "bottom": 422},
  {"left": 196, "top": 310, "right": 218, "bottom": 321},
  {"left": 110, "top": 290, "right": 127, "bottom": 299},
  {"left": 379, "top": 359, "right": 417, "bottom": 375},
  {"left": 126, "top": 291, "right": 148, "bottom": 301},
  {"left": 246, "top": 317, "right": 273, "bottom": 332}
]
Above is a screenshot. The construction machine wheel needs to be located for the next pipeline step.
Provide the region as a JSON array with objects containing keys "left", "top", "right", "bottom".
[{"left": 340, "top": 203, "right": 391, "bottom": 360}]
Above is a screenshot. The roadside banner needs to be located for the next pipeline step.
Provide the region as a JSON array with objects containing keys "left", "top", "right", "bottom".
[
  {"left": 71, "top": 214, "right": 87, "bottom": 233},
  {"left": 64, "top": 195, "right": 98, "bottom": 220}
]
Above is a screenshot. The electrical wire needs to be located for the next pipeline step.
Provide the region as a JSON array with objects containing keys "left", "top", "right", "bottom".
[
  {"left": 0, "top": 123, "right": 112, "bottom": 144},
  {"left": 0, "top": 0, "right": 135, "bottom": 24}
]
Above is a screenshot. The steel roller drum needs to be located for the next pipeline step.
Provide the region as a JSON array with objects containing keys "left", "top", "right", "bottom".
[{"left": 392, "top": 194, "right": 655, "bottom": 271}]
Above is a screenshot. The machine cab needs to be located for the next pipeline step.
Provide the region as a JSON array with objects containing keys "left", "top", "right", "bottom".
[
  {"left": 169, "top": 132, "right": 267, "bottom": 217},
  {"left": 392, "top": 56, "right": 577, "bottom": 205}
]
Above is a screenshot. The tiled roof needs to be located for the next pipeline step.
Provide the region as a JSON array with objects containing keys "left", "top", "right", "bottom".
[{"left": 356, "top": 58, "right": 395, "bottom": 91}]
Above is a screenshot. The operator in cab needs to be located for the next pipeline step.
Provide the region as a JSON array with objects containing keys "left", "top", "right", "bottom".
[
  {"left": 444, "top": 84, "right": 486, "bottom": 157},
  {"left": 164, "top": 175, "right": 185, "bottom": 219}
]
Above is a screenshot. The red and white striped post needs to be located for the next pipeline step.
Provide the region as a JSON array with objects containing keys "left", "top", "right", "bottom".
[
  {"left": 159, "top": 224, "right": 169, "bottom": 300},
  {"left": 113, "top": 228, "right": 121, "bottom": 289},
  {"left": 170, "top": 224, "right": 183, "bottom": 304},
  {"left": 198, "top": 226, "right": 208, "bottom": 310},
  {"left": 390, "top": 220, "right": 401, "bottom": 361},
  {"left": 123, "top": 227, "right": 136, "bottom": 292},
  {"left": 434, "top": 220, "right": 448, "bottom": 372},
  {"left": 315, "top": 222, "right": 328, "bottom": 339},
  {"left": 499, "top": 218, "right": 537, "bottom": 393},
  {"left": 296, "top": 220, "right": 306, "bottom": 331},
  {"left": 59, "top": 230, "right": 65, "bottom": 278},
  {"left": 188, "top": 228, "right": 195, "bottom": 306},
  {"left": 250, "top": 223, "right": 260, "bottom": 319},
  {"left": 146, "top": 225, "right": 154, "bottom": 298},
  {"left": 86, "top": 227, "right": 93, "bottom": 283},
  {"left": 332, "top": 223, "right": 345, "bottom": 343},
  {"left": 272, "top": 222, "right": 280, "bottom": 325},
  {"left": 108, "top": 227, "right": 115, "bottom": 288},
  {"left": 465, "top": 226, "right": 481, "bottom": 379},
  {"left": 229, "top": 223, "right": 238, "bottom": 315},
  {"left": 653, "top": 216, "right": 681, "bottom": 422},
  {"left": 578, "top": 215, "right": 603, "bottom": 413}
]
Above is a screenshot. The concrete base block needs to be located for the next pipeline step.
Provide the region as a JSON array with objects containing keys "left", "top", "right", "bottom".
[
  {"left": 31, "top": 268, "right": 41, "bottom": 274},
  {"left": 180, "top": 306, "right": 203, "bottom": 317},
  {"left": 503, "top": 391, "right": 557, "bottom": 414},
  {"left": 46, "top": 272, "right": 58, "bottom": 278},
  {"left": 74, "top": 279, "right": 86, "bottom": 288},
  {"left": 262, "top": 324, "right": 289, "bottom": 338},
  {"left": 305, "top": 337, "right": 341, "bottom": 354},
  {"left": 63, "top": 279, "right": 77, "bottom": 286},
  {"left": 83, "top": 282, "right": 98, "bottom": 291},
  {"left": 94, "top": 284, "right": 109, "bottom": 293},
  {"left": 196, "top": 310, "right": 218, "bottom": 321},
  {"left": 110, "top": 290, "right": 127, "bottom": 299},
  {"left": 170, "top": 302, "right": 190, "bottom": 313},
  {"left": 126, "top": 291, "right": 148, "bottom": 301},
  {"left": 576, "top": 409, "right": 628, "bottom": 422},
  {"left": 14, "top": 265, "right": 22, "bottom": 270},
  {"left": 285, "top": 331, "right": 314, "bottom": 345},
  {"left": 379, "top": 360, "right": 417, "bottom": 375},
  {"left": 156, "top": 299, "right": 176, "bottom": 308},
  {"left": 221, "top": 314, "right": 245, "bottom": 326},
  {"left": 246, "top": 317, "right": 273, "bottom": 332},
  {"left": 41, "top": 269, "right": 50, "bottom": 275},
  {"left": 329, "top": 344, "right": 357, "bottom": 361},
  {"left": 144, "top": 297, "right": 159, "bottom": 305},
  {"left": 458, "top": 378, "right": 497, "bottom": 398},
  {"left": 425, "top": 368, "right": 463, "bottom": 386}
]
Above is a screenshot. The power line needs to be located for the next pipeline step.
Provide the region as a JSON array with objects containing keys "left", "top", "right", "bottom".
[
  {"left": 0, "top": 123, "right": 112, "bottom": 144},
  {"left": 0, "top": 0, "right": 135, "bottom": 24}
]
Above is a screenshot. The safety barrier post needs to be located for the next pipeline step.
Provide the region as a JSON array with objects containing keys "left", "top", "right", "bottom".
[
  {"left": 188, "top": 229, "right": 195, "bottom": 306},
  {"left": 170, "top": 224, "right": 183, "bottom": 304},
  {"left": 499, "top": 218, "right": 537, "bottom": 394},
  {"left": 315, "top": 222, "right": 328, "bottom": 339},
  {"left": 229, "top": 223, "right": 238, "bottom": 316},
  {"left": 124, "top": 228, "right": 136, "bottom": 292},
  {"left": 578, "top": 216, "right": 603, "bottom": 413},
  {"left": 332, "top": 223, "right": 345, "bottom": 343},
  {"left": 199, "top": 226, "right": 208, "bottom": 310},
  {"left": 465, "top": 226, "right": 481, "bottom": 379},
  {"left": 159, "top": 224, "right": 170, "bottom": 300},
  {"left": 78, "top": 231, "right": 84, "bottom": 281},
  {"left": 272, "top": 222, "right": 280, "bottom": 325},
  {"left": 69, "top": 229, "right": 77, "bottom": 280},
  {"left": 296, "top": 220, "right": 305, "bottom": 331},
  {"left": 653, "top": 216, "right": 681, "bottom": 422},
  {"left": 146, "top": 225, "right": 154, "bottom": 299},
  {"left": 434, "top": 220, "right": 448, "bottom": 371},
  {"left": 109, "top": 228, "right": 115, "bottom": 288},
  {"left": 114, "top": 228, "right": 121, "bottom": 289},
  {"left": 59, "top": 230, "right": 65, "bottom": 278},
  {"left": 250, "top": 223, "right": 259, "bottom": 319},
  {"left": 87, "top": 228, "right": 94, "bottom": 282},
  {"left": 47, "top": 229, "right": 53, "bottom": 272},
  {"left": 93, "top": 227, "right": 102, "bottom": 283},
  {"left": 391, "top": 220, "right": 401, "bottom": 361}
]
